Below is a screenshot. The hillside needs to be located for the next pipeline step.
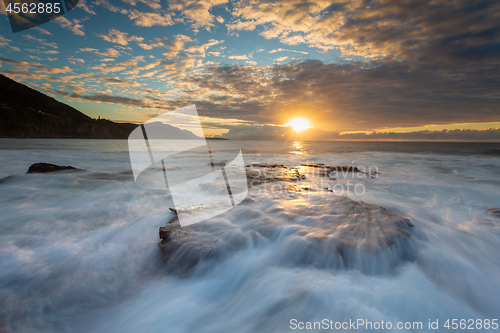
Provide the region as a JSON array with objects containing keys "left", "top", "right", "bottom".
[{"left": 0, "top": 74, "right": 136, "bottom": 139}]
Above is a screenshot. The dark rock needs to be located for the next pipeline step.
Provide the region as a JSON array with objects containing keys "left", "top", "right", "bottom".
[
  {"left": 158, "top": 217, "right": 254, "bottom": 274},
  {"left": 209, "top": 160, "right": 228, "bottom": 167},
  {"left": 26, "top": 163, "right": 84, "bottom": 174},
  {"left": 270, "top": 196, "right": 415, "bottom": 274},
  {"left": 323, "top": 197, "right": 414, "bottom": 253},
  {"left": 249, "top": 163, "right": 286, "bottom": 168},
  {"left": 159, "top": 195, "right": 415, "bottom": 274},
  {"left": 485, "top": 208, "right": 500, "bottom": 218}
]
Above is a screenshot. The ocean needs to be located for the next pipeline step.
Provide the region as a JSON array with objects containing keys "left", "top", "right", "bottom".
[{"left": 1, "top": 139, "right": 500, "bottom": 332}]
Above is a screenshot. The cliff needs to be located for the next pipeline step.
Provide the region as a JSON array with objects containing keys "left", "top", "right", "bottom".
[{"left": 0, "top": 74, "right": 136, "bottom": 139}]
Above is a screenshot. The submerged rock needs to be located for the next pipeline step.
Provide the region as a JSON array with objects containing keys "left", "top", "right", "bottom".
[
  {"left": 26, "top": 163, "right": 84, "bottom": 174},
  {"left": 159, "top": 217, "right": 256, "bottom": 274},
  {"left": 209, "top": 160, "right": 228, "bottom": 167},
  {"left": 299, "top": 163, "right": 378, "bottom": 178},
  {"left": 322, "top": 197, "right": 413, "bottom": 253},
  {"left": 485, "top": 208, "right": 500, "bottom": 218},
  {"left": 159, "top": 194, "right": 414, "bottom": 274}
]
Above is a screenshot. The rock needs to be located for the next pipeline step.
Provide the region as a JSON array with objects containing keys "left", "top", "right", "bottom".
[
  {"left": 269, "top": 196, "right": 415, "bottom": 274},
  {"left": 285, "top": 184, "right": 318, "bottom": 192},
  {"left": 245, "top": 163, "right": 304, "bottom": 186},
  {"left": 249, "top": 163, "right": 286, "bottom": 168},
  {"left": 158, "top": 217, "right": 255, "bottom": 274},
  {"left": 322, "top": 197, "right": 414, "bottom": 253},
  {"left": 159, "top": 194, "right": 414, "bottom": 274},
  {"left": 168, "top": 204, "right": 213, "bottom": 215},
  {"left": 209, "top": 160, "right": 228, "bottom": 167},
  {"left": 299, "top": 163, "right": 377, "bottom": 178},
  {"left": 485, "top": 208, "right": 500, "bottom": 218},
  {"left": 26, "top": 163, "right": 84, "bottom": 174}
]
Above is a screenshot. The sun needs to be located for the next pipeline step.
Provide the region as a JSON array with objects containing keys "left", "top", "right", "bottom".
[{"left": 287, "top": 118, "right": 312, "bottom": 131}]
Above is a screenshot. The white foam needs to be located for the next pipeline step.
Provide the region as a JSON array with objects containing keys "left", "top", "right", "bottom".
[{"left": 0, "top": 146, "right": 499, "bottom": 332}]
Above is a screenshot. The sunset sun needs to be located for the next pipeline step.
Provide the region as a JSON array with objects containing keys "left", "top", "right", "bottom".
[{"left": 287, "top": 118, "right": 312, "bottom": 132}]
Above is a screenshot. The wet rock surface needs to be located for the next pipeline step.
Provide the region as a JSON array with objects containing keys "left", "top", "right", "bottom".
[
  {"left": 245, "top": 163, "right": 304, "bottom": 186},
  {"left": 159, "top": 163, "right": 414, "bottom": 274},
  {"left": 323, "top": 197, "right": 413, "bottom": 252},
  {"left": 159, "top": 217, "right": 256, "bottom": 274},
  {"left": 299, "top": 163, "right": 378, "bottom": 178},
  {"left": 159, "top": 193, "right": 415, "bottom": 274},
  {"left": 26, "top": 163, "right": 84, "bottom": 174}
]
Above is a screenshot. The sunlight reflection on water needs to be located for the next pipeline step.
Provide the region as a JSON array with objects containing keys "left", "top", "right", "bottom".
[{"left": 290, "top": 141, "right": 304, "bottom": 155}]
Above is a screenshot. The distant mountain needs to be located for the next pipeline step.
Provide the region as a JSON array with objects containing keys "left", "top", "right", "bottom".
[
  {"left": 141, "top": 121, "right": 202, "bottom": 140},
  {"left": 0, "top": 74, "right": 135, "bottom": 139}
]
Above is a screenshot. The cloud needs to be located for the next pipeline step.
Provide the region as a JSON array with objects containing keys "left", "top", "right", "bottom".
[
  {"left": 98, "top": 28, "right": 144, "bottom": 46},
  {"left": 0, "top": 36, "right": 11, "bottom": 47},
  {"left": 138, "top": 37, "right": 169, "bottom": 50},
  {"left": 3, "top": 68, "right": 49, "bottom": 81},
  {"left": 44, "top": 66, "right": 72, "bottom": 74},
  {"left": 94, "top": 0, "right": 127, "bottom": 14},
  {"left": 54, "top": 17, "right": 85, "bottom": 36},
  {"left": 128, "top": 10, "right": 174, "bottom": 27},
  {"left": 78, "top": 47, "right": 120, "bottom": 58},
  {"left": 79, "top": 48, "right": 99, "bottom": 52},
  {"left": 228, "top": 0, "right": 500, "bottom": 62},
  {"left": 219, "top": 125, "right": 500, "bottom": 141},
  {"left": 71, "top": 93, "right": 149, "bottom": 108},
  {"left": 101, "top": 48, "right": 120, "bottom": 57},
  {"left": 269, "top": 48, "right": 308, "bottom": 55},
  {"left": 0, "top": 0, "right": 6, "bottom": 15},
  {"left": 124, "top": 60, "right": 161, "bottom": 75},
  {"left": 208, "top": 51, "right": 222, "bottom": 57},
  {"left": 122, "top": 0, "right": 162, "bottom": 10},
  {"left": 339, "top": 128, "right": 500, "bottom": 142},
  {"left": 161, "top": 34, "right": 193, "bottom": 59},
  {"left": 33, "top": 27, "right": 52, "bottom": 35},
  {"left": 0, "top": 56, "right": 72, "bottom": 75},
  {"left": 55, "top": 89, "right": 70, "bottom": 96},
  {"left": 4, "top": 0, "right": 499, "bottom": 133},
  {"left": 79, "top": 0, "right": 96, "bottom": 14},
  {"left": 169, "top": 56, "right": 500, "bottom": 133},
  {"left": 23, "top": 36, "right": 58, "bottom": 49},
  {"left": 185, "top": 39, "right": 224, "bottom": 57},
  {"left": 228, "top": 54, "right": 250, "bottom": 60},
  {"left": 99, "top": 76, "right": 142, "bottom": 87},
  {"left": 227, "top": 19, "right": 257, "bottom": 32},
  {"left": 169, "top": 0, "right": 228, "bottom": 30},
  {"left": 69, "top": 58, "right": 85, "bottom": 64},
  {"left": 98, "top": 56, "right": 145, "bottom": 74}
]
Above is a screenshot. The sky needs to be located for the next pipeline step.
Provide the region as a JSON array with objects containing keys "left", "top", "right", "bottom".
[{"left": 0, "top": 0, "right": 499, "bottom": 141}]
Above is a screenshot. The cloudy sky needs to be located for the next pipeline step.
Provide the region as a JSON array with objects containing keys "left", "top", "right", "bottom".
[{"left": 0, "top": 0, "right": 499, "bottom": 140}]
